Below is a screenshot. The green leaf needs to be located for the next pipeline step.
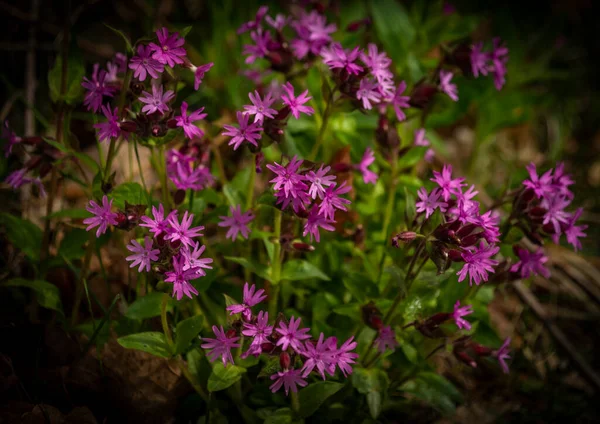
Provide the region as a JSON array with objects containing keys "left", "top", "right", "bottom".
[
  {"left": 48, "top": 50, "right": 85, "bottom": 104},
  {"left": 0, "top": 213, "right": 43, "bottom": 261},
  {"left": 58, "top": 228, "right": 89, "bottom": 260},
  {"left": 125, "top": 292, "right": 176, "bottom": 320},
  {"left": 257, "top": 357, "right": 281, "bottom": 378},
  {"left": 117, "top": 332, "right": 171, "bottom": 357},
  {"left": 351, "top": 368, "right": 389, "bottom": 419},
  {"left": 207, "top": 363, "right": 246, "bottom": 392},
  {"left": 179, "top": 25, "right": 193, "bottom": 38},
  {"left": 343, "top": 271, "right": 379, "bottom": 303},
  {"left": 298, "top": 381, "right": 344, "bottom": 418},
  {"left": 2, "top": 279, "right": 64, "bottom": 317},
  {"left": 281, "top": 260, "right": 330, "bottom": 281},
  {"left": 225, "top": 256, "right": 271, "bottom": 281},
  {"left": 399, "top": 372, "right": 461, "bottom": 415},
  {"left": 370, "top": 0, "right": 415, "bottom": 68},
  {"left": 264, "top": 408, "right": 294, "bottom": 424},
  {"left": 104, "top": 24, "right": 133, "bottom": 53},
  {"left": 174, "top": 315, "right": 204, "bottom": 354},
  {"left": 110, "top": 182, "right": 147, "bottom": 209}
]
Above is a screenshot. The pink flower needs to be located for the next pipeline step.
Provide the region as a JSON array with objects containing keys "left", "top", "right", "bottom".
[
  {"left": 290, "top": 10, "right": 335, "bottom": 59},
  {"left": 356, "top": 78, "right": 381, "bottom": 110},
  {"left": 128, "top": 44, "right": 164, "bottom": 81},
  {"left": 267, "top": 155, "right": 308, "bottom": 199},
  {"left": 83, "top": 195, "right": 118, "bottom": 237},
  {"left": 94, "top": 105, "right": 121, "bottom": 143},
  {"left": 2, "top": 121, "right": 21, "bottom": 157},
  {"left": 541, "top": 194, "right": 571, "bottom": 235},
  {"left": 360, "top": 43, "right": 393, "bottom": 83},
  {"left": 321, "top": 43, "right": 363, "bottom": 75},
  {"left": 222, "top": 111, "right": 263, "bottom": 151},
  {"left": 269, "top": 369, "right": 307, "bottom": 395},
  {"left": 424, "top": 148, "right": 435, "bottom": 163},
  {"left": 470, "top": 42, "right": 489, "bottom": 78},
  {"left": 165, "top": 254, "right": 200, "bottom": 300},
  {"left": 318, "top": 182, "right": 352, "bottom": 220},
  {"left": 489, "top": 38, "right": 509, "bottom": 90},
  {"left": 81, "top": 69, "right": 117, "bottom": 113},
  {"left": 414, "top": 128, "right": 430, "bottom": 146},
  {"left": 415, "top": 188, "right": 447, "bottom": 218},
  {"left": 330, "top": 336, "right": 358, "bottom": 377},
  {"left": 218, "top": 205, "right": 254, "bottom": 241},
  {"left": 439, "top": 70, "right": 458, "bottom": 101},
  {"left": 281, "top": 82, "right": 314, "bottom": 119},
  {"left": 243, "top": 29, "right": 271, "bottom": 64},
  {"left": 564, "top": 208, "right": 587, "bottom": 252},
  {"left": 149, "top": 28, "right": 187, "bottom": 67},
  {"left": 493, "top": 337, "right": 511, "bottom": 374},
  {"left": 275, "top": 316, "right": 311, "bottom": 353},
  {"left": 165, "top": 211, "right": 204, "bottom": 248},
  {"left": 201, "top": 325, "right": 241, "bottom": 367},
  {"left": 243, "top": 90, "right": 277, "bottom": 123},
  {"left": 226, "top": 282, "right": 267, "bottom": 317},
  {"left": 139, "top": 83, "right": 175, "bottom": 115},
  {"left": 192, "top": 62, "right": 214, "bottom": 90},
  {"left": 126, "top": 236, "right": 160, "bottom": 272},
  {"left": 356, "top": 148, "right": 378, "bottom": 185},
  {"left": 452, "top": 301, "right": 474, "bottom": 330},
  {"left": 306, "top": 165, "right": 336, "bottom": 199},
  {"left": 457, "top": 241, "right": 499, "bottom": 286},
  {"left": 523, "top": 162, "right": 554, "bottom": 199},
  {"left": 430, "top": 164, "right": 466, "bottom": 201},
  {"left": 510, "top": 247, "right": 550, "bottom": 279},
  {"left": 238, "top": 5, "right": 268, "bottom": 34},
  {"left": 140, "top": 204, "right": 176, "bottom": 237},
  {"left": 170, "top": 162, "right": 214, "bottom": 191},
  {"left": 303, "top": 207, "right": 335, "bottom": 243},
  {"left": 390, "top": 81, "right": 410, "bottom": 121},
  {"left": 175, "top": 102, "right": 207, "bottom": 140},
  {"left": 181, "top": 242, "right": 213, "bottom": 277},
  {"left": 242, "top": 310, "right": 273, "bottom": 352},
  {"left": 374, "top": 326, "right": 398, "bottom": 353},
  {"left": 301, "top": 333, "right": 336, "bottom": 379}
]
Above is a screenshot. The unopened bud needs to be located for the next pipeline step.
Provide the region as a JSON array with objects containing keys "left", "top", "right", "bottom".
[
  {"left": 292, "top": 242, "right": 315, "bottom": 252},
  {"left": 166, "top": 118, "right": 178, "bottom": 129},
  {"left": 409, "top": 83, "right": 437, "bottom": 109},
  {"left": 448, "top": 249, "right": 464, "bottom": 262},
  {"left": 460, "top": 234, "right": 480, "bottom": 247},
  {"left": 261, "top": 342, "right": 275, "bottom": 354},
  {"left": 226, "top": 328, "right": 238, "bottom": 339},
  {"left": 119, "top": 120, "right": 138, "bottom": 133},
  {"left": 173, "top": 189, "right": 186, "bottom": 205},
  {"left": 392, "top": 231, "right": 417, "bottom": 247},
  {"left": 279, "top": 352, "right": 291, "bottom": 369},
  {"left": 454, "top": 350, "right": 478, "bottom": 368},
  {"left": 275, "top": 106, "right": 291, "bottom": 121}
]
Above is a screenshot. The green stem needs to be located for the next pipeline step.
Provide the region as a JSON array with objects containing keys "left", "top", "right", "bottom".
[
  {"left": 133, "top": 139, "right": 150, "bottom": 204},
  {"left": 177, "top": 356, "right": 209, "bottom": 402},
  {"left": 308, "top": 87, "right": 336, "bottom": 161},
  {"left": 246, "top": 155, "right": 256, "bottom": 210},
  {"left": 157, "top": 145, "right": 171, "bottom": 207},
  {"left": 161, "top": 293, "right": 174, "bottom": 348},
  {"left": 268, "top": 209, "right": 283, "bottom": 316},
  {"left": 376, "top": 150, "right": 399, "bottom": 285},
  {"left": 291, "top": 390, "right": 300, "bottom": 414}
]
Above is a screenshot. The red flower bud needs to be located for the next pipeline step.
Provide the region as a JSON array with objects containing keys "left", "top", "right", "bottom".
[{"left": 279, "top": 352, "right": 291, "bottom": 370}]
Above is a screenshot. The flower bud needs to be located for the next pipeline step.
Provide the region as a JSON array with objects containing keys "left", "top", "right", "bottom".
[
  {"left": 119, "top": 120, "right": 138, "bottom": 133},
  {"left": 392, "top": 231, "right": 417, "bottom": 247},
  {"left": 226, "top": 328, "right": 238, "bottom": 339},
  {"left": 261, "top": 342, "right": 275, "bottom": 354},
  {"left": 456, "top": 223, "right": 479, "bottom": 239},
  {"left": 332, "top": 163, "right": 352, "bottom": 173},
  {"left": 430, "top": 241, "right": 450, "bottom": 274},
  {"left": 279, "top": 352, "right": 291, "bottom": 370},
  {"left": 275, "top": 106, "right": 291, "bottom": 121},
  {"left": 114, "top": 212, "right": 128, "bottom": 229},
  {"left": 151, "top": 123, "right": 167, "bottom": 138},
  {"left": 173, "top": 189, "right": 186, "bottom": 205},
  {"left": 362, "top": 301, "right": 383, "bottom": 330},
  {"left": 409, "top": 83, "right": 437, "bottom": 109},
  {"left": 291, "top": 242, "right": 315, "bottom": 252},
  {"left": 166, "top": 118, "right": 178, "bottom": 129},
  {"left": 255, "top": 152, "right": 264, "bottom": 174},
  {"left": 448, "top": 43, "right": 472, "bottom": 76},
  {"left": 169, "top": 239, "right": 181, "bottom": 250},
  {"left": 345, "top": 17, "right": 371, "bottom": 32},
  {"left": 448, "top": 249, "right": 464, "bottom": 262},
  {"left": 454, "top": 349, "right": 478, "bottom": 368},
  {"left": 460, "top": 234, "right": 480, "bottom": 247}
]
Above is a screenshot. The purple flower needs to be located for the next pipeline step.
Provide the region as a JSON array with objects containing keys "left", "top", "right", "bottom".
[
  {"left": 222, "top": 111, "right": 263, "bottom": 151},
  {"left": 175, "top": 102, "right": 207, "bottom": 140},
  {"left": 290, "top": 11, "right": 336, "bottom": 59},
  {"left": 238, "top": 5, "right": 268, "bottom": 34},
  {"left": 523, "top": 163, "right": 554, "bottom": 199},
  {"left": 301, "top": 333, "right": 336, "bottom": 379},
  {"left": 128, "top": 44, "right": 164, "bottom": 81},
  {"left": 181, "top": 242, "right": 213, "bottom": 277},
  {"left": 139, "top": 83, "right": 175, "bottom": 115},
  {"left": 126, "top": 236, "right": 160, "bottom": 272},
  {"left": 243, "top": 29, "right": 271, "bottom": 64},
  {"left": 414, "top": 128, "right": 430, "bottom": 146},
  {"left": 470, "top": 210, "right": 501, "bottom": 244},
  {"left": 94, "top": 105, "right": 121, "bottom": 143},
  {"left": 227, "top": 282, "right": 267, "bottom": 317},
  {"left": 431, "top": 164, "right": 466, "bottom": 201},
  {"left": 541, "top": 194, "right": 571, "bottom": 235},
  {"left": 493, "top": 337, "right": 511, "bottom": 374},
  {"left": 165, "top": 211, "right": 204, "bottom": 248},
  {"left": 318, "top": 182, "right": 352, "bottom": 220},
  {"left": 275, "top": 316, "right": 311, "bottom": 353},
  {"left": 140, "top": 204, "right": 176, "bottom": 237},
  {"left": 83, "top": 195, "right": 118, "bottom": 237},
  {"left": 303, "top": 207, "right": 335, "bottom": 243},
  {"left": 281, "top": 82, "right": 314, "bottom": 119},
  {"left": 360, "top": 43, "right": 393, "bottom": 83},
  {"left": 267, "top": 155, "right": 308, "bottom": 199},
  {"left": 470, "top": 42, "right": 489, "bottom": 78},
  {"left": 321, "top": 43, "right": 363, "bottom": 75},
  {"left": 390, "top": 81, "right": 410, "bottom": 121},
  {"left": 243, "top": 90, "right": 276, "bottom": 123},
  {"left": 439, "top": 70, "right": 458, "bottom": 101},
  {"left": 81, "top": 70, "right": 117, "bottom": 113},
  {"left": 489, "top": 38, "right": 509, "bottom": 90},
  {"left": 424, "top": 148, "right": 435, "bottom": 163},
  {"left": 356, "top": 79, "right": 381, "bottom": 110},
  {"left": 242, "top": 310, "right": 273, "bottom": 348},
  {"left": 452, "top": 301, "right": 474, "bottom": 330},
  {"left": 457, "top": 241, "right": 499, "bottom": 286},
  {"left": 374, "top": 326, "right": 398, "bottom": 354},
  {"left": 149, "top": 28, "right": 187, "bottom": 67},
  {"left": 192, "top": 62, "right": 214, "bottom": 90},
  {"left": 2, "top": 121, "right": 21, "bottom": 157},
  {"left": 275, "top": 189, "right": 310, "bottom": 214},
  {"left": 356, "top": 148, "right": 378, "bottom": 184},
  {"left": 269, "top": 369, "right": 308, "bottom": 395},
  {"left": 564, "top": 208, "right": 587, "bottom": 252},
  {"left": 415, "top": 188, "right": 447, "bottom": 219},
  {"left": 201, "top": 325, "right": 241, "bottom": 367},
  {"left": 552, "top": 162, "right": 574, "bottom": 197},
  {"left": 165, "top": 254, "right": 200, "bottom": 300},
  {"left": 266, "top": 13, "right": 288, "bottom": 31},
  {"left": 510, "top": 247, "right": 550, "bottom": 279},
  {"left": 218, "top": 205, "right": 254, "bottom": 241},
  {"left": 306, "top": 165, "right": 336, "bottom": 199},
  {"left": 170, "top": 162, "right": 214, "bottom": 191},
  {"left": 330, "top": 336, "right": 358, "bottom": 377}
]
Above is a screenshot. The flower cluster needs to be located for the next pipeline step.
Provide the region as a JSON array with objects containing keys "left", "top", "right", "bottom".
[
  {"left": 470, "top": 38, "right": 509, "bottom": 90},
  {"left": 201, "top": 283, "right": 358, "bottom": 395},
  {"left": 166, "top": 145, "right": 214, "bottom": 191}
]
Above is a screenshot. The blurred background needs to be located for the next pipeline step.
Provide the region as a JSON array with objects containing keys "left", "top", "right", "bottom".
[{"left": 1, "top": 0, "right": 599, "bottom": 422}]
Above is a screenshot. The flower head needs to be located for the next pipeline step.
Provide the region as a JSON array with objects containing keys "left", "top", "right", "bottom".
[
  {"left": 301, "top": 333, "right": 336, "bottom": 379},
  {"left": 321, "top": 43, "right": 363, "bottom": 75},
  {"left": 416, "top": 188, "right": 447, "bottom": 219},
  {"left": 356, "top": 148, "right": 378, "bottom": 184},
  {"left": 126, "top": 237, "right": 160, "bottom": 272},
  {"left": 94, "top": 105, "right": 121, "bottom": 143},
  {"left": 303, "top": 207, "right": 335, "bottom": 243},
  {"left": 452, "top": 301, "right": 474, "bottom": 330},
  {"left": 414, "top": 128, "right": 430, "bottom": 146},
  {"left": 2, "top": 121, "right": 21, "bottom": 157},
  {"left": 431, "top": 164, "right": 466, "bottom": 201},
  {"left": 128, "top": 44, "right": 164, "bottom": 81},
  {"left": 330, "top": 336, "right": 358, "bottom": 377},
  {"left": 439, "top": 70, "right": 458, "bottom": 101},
  {"left": 243, "top": 90, "right": 277, "bottom": 123},
  {"left": 242, "top": 310, "right": 273, "bottom": 349},
  {"left": 374, "top": 326, "right": 398, "bottom": 353},
  {"left": 523, "top": 163, "right": 554, "bottom": 199},
  {"left": 493, "top": 337, "right": 511, "bottom": 374},
  {"left": 318, "top": 182, "right": 352, "bottom": 220},
  {"left": 175, "top": 102, "right": 207, "bottom": 140},
  {"left": 275, "top": 316, "right": 311, "bottom": 353},
  {"left": 269, "top": 369, "right": 308, "bottom": 395},
  {"left": 510, "top": 247, "right": 550, "bottom": 279},
  {"left": 192, "top": 62, "right": 214, "bottom": 90},
  {"left": 243, "top": 29, "right": 272, "bottom": 64},
  {"left": 140, "top": 204, "right": 176, "bottom": 237},
  {"left": 470, "top": 42, "right": 489, "bottom": 77},
  {"left": 222, "top": 111, "right": 263, "bottom": 151},
  {"left": 306, "top": 165, "right": 336, "bottom": 199},
  {"left": 238, "top": 5, "right": 268, "bottom": 34},
  {"left": 201, "top": 325, "right": 241, "bottom": 367},
  {"left": 165, "top": 211, "right": 204, "bottom": 248},
  {"left": 181, "top": 242, "right": 213, "bottom": 276},
  {"left": 360, "top": 43, "right": 393, "bottom": 83},
  {"left": 83, "top": 195, "right": 118, "bottom": 237},
  {"left": 218, "top": 205, "right": 254, "bottom": 241},
  {"left": 149, "top": 28, "right": 187, "bottom": 67},
  {"left": 81, "top": 70, "right": 117, "bottom": 113},
  {"left": 281, "top": 82, "right": 314, "bottom": 119},
  {"left": 165, "top": 254, "right": 200, "bottom": 300},
  {"left": 267, "top": 155, "right": 308, "bottom": 199},
  {"left": 541, "top": 194, "right": 571, "bottom": 235},
  {"left": 564, "top": 208, "right": 587, "bottom": 252},
  {"left": 489, "top": 38, "right": 509, "bottom": 90},
  {"left": 390, "top": 81, "right": 410, "bottom": 121},
  {"left": 355, "top": 78, "right": 381, "bottom": 110},
  {"left": 457, "top": 241, "right": 499, "bottom": 286},
  {"left": 139, "top": 83, "right": 175, "bottom": 115},
  {"left": 227, "top": 282, "right": 267, "bottom": 318}
]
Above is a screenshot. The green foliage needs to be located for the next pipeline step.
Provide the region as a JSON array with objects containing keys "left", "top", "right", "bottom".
[
  {"left": 48, "top": 49, "right": 85, "bottom": 104},
  {"left": 125, "top": 292, "right": 176, "bottom": 319},
  {"left": 298, "top": 381, "right": 345, "bottom": 418},
  {"left": 0, "top": 213, "right": 43, "bottom": 261},
  {"left": 117, "top": 332, "right": 172, "bottom": 357},
  {"left": 352, "top": 368, "right": 390, "bottom": 419},
  {"left": 399, "top": 372, "right": 462, "bottom": 415},
  {"left": 2, "top": 279, "right": 64, "bottom": 317},
  {"left": 207, "top": 363, "right": 247, "bottom": 392},
  {"left": 110, "top": 182, "right": 147, "bottom": 209}
]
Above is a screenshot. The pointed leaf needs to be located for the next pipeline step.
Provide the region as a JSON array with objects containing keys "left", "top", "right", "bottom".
[
  {"left": 298, "top": 381, "right": 344, "bottom": 418},
  {"left": 207, "top": 363, "right": 246, "bottom": 392},
  {"left": 174, "top": 315, "right": 204, "bottom": 354},
  {"left": 117, "top": 332, "right": 171, "bottom": 357}
]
